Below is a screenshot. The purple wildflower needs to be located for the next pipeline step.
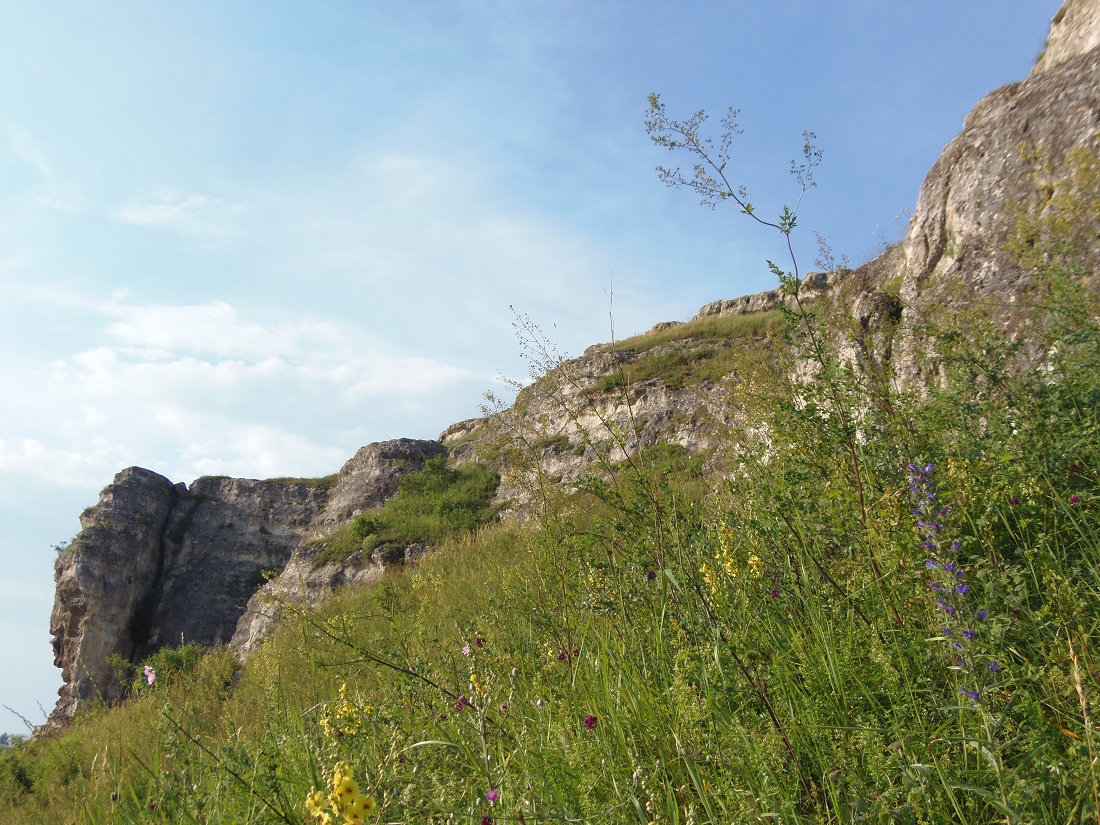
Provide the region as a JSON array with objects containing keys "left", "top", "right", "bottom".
[
  {"left": 455, "top": 695, "right": 468, "bottom": 712},
  {"left": 486, "top": 790, "right": 499, "bottom": 804},
  {"left": 956, "top": 584, "right": 971, "bottom": 595},
  {"left": 925, "top": 559, "right": 937, "bottom": 569},
  {"left": 1070, "top": 494, "right": 1081, "bottom": 504},
  {"left": 646, "top": 569, "right": 656, "bottom": 581},
  {"left": 987, "top": 661, "right": 1000, "bottom": 671},
  {"left": 976, "top": 610, "right": 989, "bottom": 620},
  {"left": 1009, "top": 496, "right": 1021, "bottom": 505},
  {"left": 475, "top": 635, "right": 484, "bottom": 648},
  {"left": 583, "top": 714, "right": 597, "bottom": 731},
  {"left": 963, "top": 629, "right": 977, "bottom": 639}
]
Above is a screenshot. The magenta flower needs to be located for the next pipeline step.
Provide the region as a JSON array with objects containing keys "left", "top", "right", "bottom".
[
  {"left": 481, "top": 817, "right": 493, "bottom": 825},
  {"left": 143, "top": 665, "right": 157, "bottom": 686},
  {"left": 1070, "top": 494, "right": 1081, "bottom": 504},
  {"left": 583, "top": 714, "right": 597, "bottom": 731},
  {"left": 486, "top": 789, "right": 499, "bottom": 804},
  {"left": 475, "top": 635, "right": 484, "bottom": 648},
  {"left": 455, "top": 695, "right": 468, "bottom": 712}
]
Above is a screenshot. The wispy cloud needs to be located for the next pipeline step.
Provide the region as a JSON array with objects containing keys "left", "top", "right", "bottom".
[{"left": 115, "top": 192, "right": 243, "bottom": 235}]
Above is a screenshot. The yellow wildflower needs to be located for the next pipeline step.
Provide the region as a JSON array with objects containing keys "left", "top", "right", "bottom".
[{"left": 305, "top": 789, "right": 326, "bottom": 817}]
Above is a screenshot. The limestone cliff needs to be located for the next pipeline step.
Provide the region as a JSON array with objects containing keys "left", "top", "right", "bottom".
[
  {"left": 892, "top": 1, "right": 1100, "bottom": 383},
  {"left": 48, "top": 438, "right": 444, "bottom": 726}
]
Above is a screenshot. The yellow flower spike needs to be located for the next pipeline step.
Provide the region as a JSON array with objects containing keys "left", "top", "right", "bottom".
[
  {"left": 330, "top": 763, "right": 359, "bottom": 812},
  {"left": 305, "top": 788, "right": 326, "bottom": 817},
  {"left": 341, "top": 792, "right": 378, "bottom": 823}
]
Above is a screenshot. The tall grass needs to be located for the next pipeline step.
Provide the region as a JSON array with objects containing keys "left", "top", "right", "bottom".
[{"left": 3, "top": 166, "right": 1099, "bottom": 824}]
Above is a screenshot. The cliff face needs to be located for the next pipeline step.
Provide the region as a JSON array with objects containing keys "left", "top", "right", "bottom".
[
  {"left": 48, "top": 439, "right": 443, "bottom": 726},
  {"left": 51, "top": 468, "right": 181, "bottom": 722},
  {"left": 48, "top": 1, "right": 1100, "bottom": 726},
  {"left": 891, "top": 2, "right": 1100, "bottom": 383}
]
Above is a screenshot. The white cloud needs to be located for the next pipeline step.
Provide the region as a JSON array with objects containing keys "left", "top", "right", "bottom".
[
  {"left": 0, "top": 292, "right": 479, "bottom": 489},
  {"left": 114, "top": 192, "right": 243, "bottom": 235}
]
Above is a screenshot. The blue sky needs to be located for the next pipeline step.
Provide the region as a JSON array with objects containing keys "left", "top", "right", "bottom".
[{"left": 0, "top": 1, "right": 1061, "bottom": 728}]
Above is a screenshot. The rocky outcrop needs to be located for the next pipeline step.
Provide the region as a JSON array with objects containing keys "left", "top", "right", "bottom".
[
  {"left": 889, "top": 1, "right": 1100, "bottom": 383},
  {"left": 229, "top": 542, "right": 429, "bottom": 658},
  {"left": 1034, "top": 0, "right": 1100, "bottom": 75},
  {"left": 48, "top": 439, "right": 444, "bottom": 726},
  {"left": 307, "top": 439, "right": 447, "bottom": 538},
  {"left": 693, "top": 270, "right": 839, "bottom": 320},
  {"left": 131, "top": 477, "right": 329, "bottom": 662},
  {"left": 50, "top": 468, "right": 181, "bottom": 724}
]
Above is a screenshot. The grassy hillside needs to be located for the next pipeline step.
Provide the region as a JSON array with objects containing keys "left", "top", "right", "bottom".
[{"left": 3, "top": 188, "right": 1099, "bottom": 824}]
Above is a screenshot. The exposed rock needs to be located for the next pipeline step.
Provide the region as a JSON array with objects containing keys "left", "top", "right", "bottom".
[
  {"left": 49, "top": 468, "right": 180, "bottom": 725},
  {"left": 132, "top": 477, "right": 328, "bottom": 662},
  {"left": 229, "top": 542, "right": 430, "bottom": 657},
  {"left": 1034, "top": 0, "right": 1100, "bottom": 75},
  {"left": 693, "top": 270, "right": 838, "bottom": 319},
  {"left": 48, "top": 439, "right": 445, "bottom": 725},
  {"left": 891, "top": 29, "right": 1100, "bottom": 384},
  {"left": 307, "top": 439, "right": 447, "bottom": 538}
]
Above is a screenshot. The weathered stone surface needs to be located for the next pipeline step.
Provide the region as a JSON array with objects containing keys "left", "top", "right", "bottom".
[
  {"left": 48, "top": 439, "right": 446, "bottom": 724},
  {"left": 49, "top": 468, "right": 180, "bottom": 725},
  {"left": 1034, "top": 0, "right": 1100, "bottom": 75},
  {"left": 693, "top": 270, "right": 838, "bottom": 320},
  {"left": 229, "top": 542, "right": 431, "bottom": 657},
  {"left": 307, "top": 439, "right": 447, "bottom": 538},
  {"left": 134, "top": 477, "right": 328, "bottom": 661},
  {"left": 891, "top": 32, "right": 1100, "bottom": 384}
]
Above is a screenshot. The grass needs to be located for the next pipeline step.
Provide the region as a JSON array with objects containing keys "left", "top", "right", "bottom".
[
  {"left": 579, "top": 310, "right": 783, "bottom": 392},
  {"left": 307, "top": 457, "right": 501, "bottom": 566},
  {"left": 600, "top": 308, "right": 784, "bottom": 353},
  {"left": 4, "top": 300, "right": 1099, "bottom": 822},
  {"left": 3, "top": 189, "right": 1099, "bottom": 823},
  {"left": 263, "top": 474, "right": 341, "bottom": 490}
]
